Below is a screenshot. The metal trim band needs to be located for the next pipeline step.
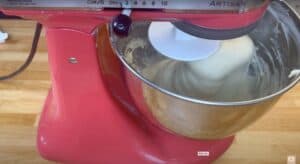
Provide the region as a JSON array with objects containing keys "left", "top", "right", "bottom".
[{"left": 0, "top": 0, "right": 267, "bottom": 12}]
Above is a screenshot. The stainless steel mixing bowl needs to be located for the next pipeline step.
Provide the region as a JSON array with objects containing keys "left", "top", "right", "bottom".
[{"left": 98, "top": 0, "right": 300, "bottom": 139}]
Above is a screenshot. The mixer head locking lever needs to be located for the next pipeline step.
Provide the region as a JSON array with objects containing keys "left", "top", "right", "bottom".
[{"left": 112, "top": 9, "right": 132, "bottom": 36}]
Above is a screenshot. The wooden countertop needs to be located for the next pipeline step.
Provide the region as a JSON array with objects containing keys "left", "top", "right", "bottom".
[{"left": 0, "top": 19, "right": 300, "bottom": 164}]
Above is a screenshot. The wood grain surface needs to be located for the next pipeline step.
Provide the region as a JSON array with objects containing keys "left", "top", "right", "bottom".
[{"left": 0, "top": 19, "right": 299, "bottom": 164}]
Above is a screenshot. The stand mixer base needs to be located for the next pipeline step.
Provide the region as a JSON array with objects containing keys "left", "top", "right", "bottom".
[{"left": 37, "top": 90, "right": 234, "bottom": 164}]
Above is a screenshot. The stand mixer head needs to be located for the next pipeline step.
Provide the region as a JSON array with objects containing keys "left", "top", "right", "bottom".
[
  {"left": 1, "top": 0, "right": 269, "bottom": 61},
  {"left": 0, "top": 0, "right": 269, "bottom": 31}
]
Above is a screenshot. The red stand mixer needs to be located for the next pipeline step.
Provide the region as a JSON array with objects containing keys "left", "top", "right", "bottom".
[{"left": 1, "top": 0, "right": 300, "bottom": 163}]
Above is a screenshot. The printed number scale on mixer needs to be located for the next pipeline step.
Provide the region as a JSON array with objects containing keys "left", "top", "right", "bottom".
[{"left": 0, "top": 0, "right": 267, "bottom": 10}]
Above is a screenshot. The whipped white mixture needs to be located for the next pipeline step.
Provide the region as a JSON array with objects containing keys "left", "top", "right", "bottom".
[{"left": 144, "top": 35, "right": 256, "bottom": 100}]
